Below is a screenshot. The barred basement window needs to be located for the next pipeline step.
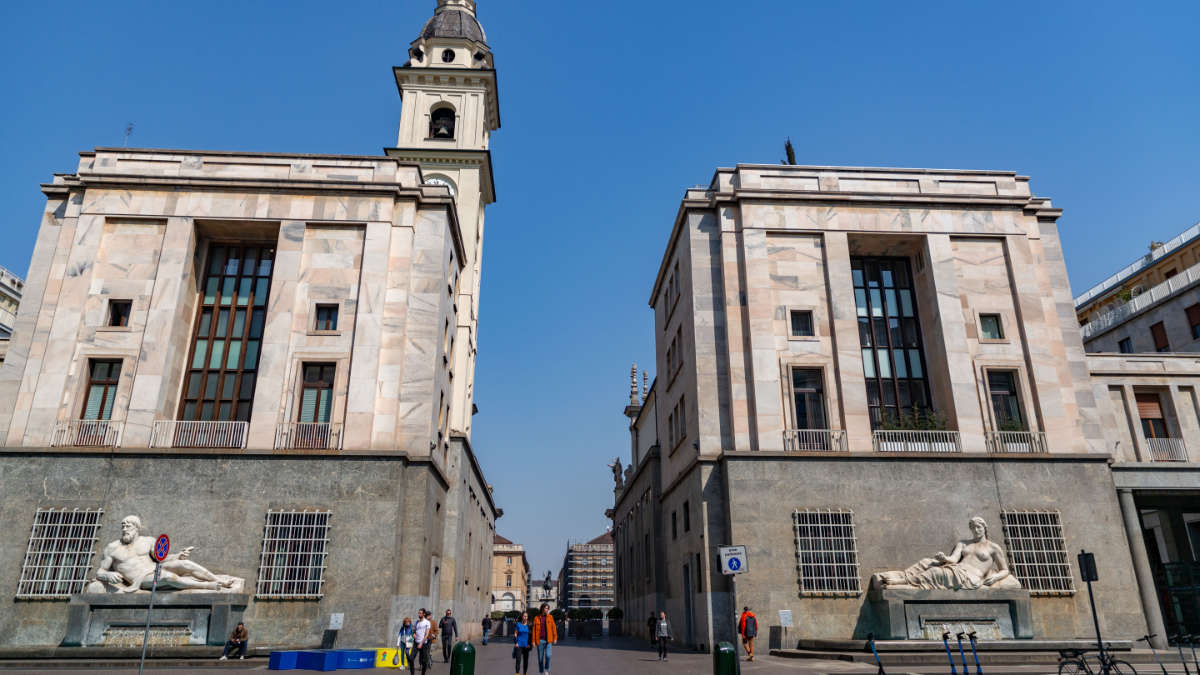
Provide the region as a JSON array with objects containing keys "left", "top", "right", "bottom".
[
  {"left": 1000, "top": 510, "right": 1075, "bottom": 596},
  {"left": 793, "top": 508, "right": 861, "bottom": 596},
  {"left": 16, "top": 508, "right": 104, "bottom": 599},
  {"left": 256, "top": 510, "right": 332, "bottom": 599}
]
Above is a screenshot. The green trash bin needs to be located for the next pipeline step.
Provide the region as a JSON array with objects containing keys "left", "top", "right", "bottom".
[
  {"left": 713, "top": 641, "right": 737, "bottom": 675},
  {"left": 450, "top": 641, "right": 475, "bottom": 675}
]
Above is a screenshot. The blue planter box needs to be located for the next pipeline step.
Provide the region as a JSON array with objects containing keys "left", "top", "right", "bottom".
[
  {"left": 296, "top": 650, "right": 339, "bottom": 671},
  {"left": 268, "top": 651, "right": 300, "bottom": 670},
  {"left": 336, "top": 649, "right": 377, "bottom": 669}
]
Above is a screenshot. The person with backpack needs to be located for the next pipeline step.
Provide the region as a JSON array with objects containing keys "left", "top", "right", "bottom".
[
  {"left": 439, "top": 609, "right": 458, "bottom": 663},
  {"left": 395, "top": 617, "right": 415, "bottom": 672},
  {"left": 738, "top": 606, "right": 758, "bottom": 662},
  {"left": 481, "top": 615, "right": 492, "bottom": 646}
]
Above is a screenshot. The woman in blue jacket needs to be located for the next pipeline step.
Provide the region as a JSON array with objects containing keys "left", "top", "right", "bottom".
[{"left": 513, "top": 611, "right": 532, "bottom": 675}]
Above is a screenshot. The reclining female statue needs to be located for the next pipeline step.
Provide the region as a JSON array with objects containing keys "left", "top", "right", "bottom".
[{"left": 870, "top": 517, "right": 1021, "bottom": 591}]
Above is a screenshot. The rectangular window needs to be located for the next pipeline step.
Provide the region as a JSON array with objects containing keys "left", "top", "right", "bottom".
[
  {"left": 298, "top": 364, "right": 335, "bottom": 424},
  {"left": 987, "top": 370, "right": 1025, "bottom": 431},
  {"left": 791, "top": 368, "right": 827, "bottom": 431},
  {"left": 180, "top": 244, "right": 275, "bottom": 423},
  {"left": 313, "top": 304, "right": 339, "bottom": 332},
  {"left": 683, "top": 501, "right": 691, "bottom": 532},
  {"left": 1000, "top": 510, "right": 1074, "bottom": 596},
  {"left": 1118, "top": 338, "right": 1133, "bottom": 354},
  {"left": 979, "top": 314, "right": 1004, "bottom": 340},
  {"left": 16, "top": 508, "right": 104, "bottom": 599},
  {"left": 107, "top": 300, "right": 132, "bottom": 328},
  {"left": 255, "top": 510, "right": 331, "bottom": 599},
  {"left": 1151, "top": 321, "right": 1170, "bottom": 352},
  {"left": 1188, "top": 305, "right": 1200, "bottom": 340},
  {"left": 672, "top": 511, "right": 678, "bottom": 540},
  {"left": 1136, "top": 392, "right": 1168, "bottom": 439},
  {"left": 790, "top": 310, "right": 814, "bottom": 338},
  {"left": 851, "top": 257, "right": 932, "bottom": 428},
  {"left": 82, "top": 360, "right": 122, "bottom": 421},
  {"left": 793, "top": 509, "right": 861, "bottom": 596}
]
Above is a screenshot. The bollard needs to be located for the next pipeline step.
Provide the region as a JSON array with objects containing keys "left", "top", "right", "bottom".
[
  {"left": 449, "top": 641, "right": 475, "bottom": 675},
  {"left": 714, "top": 641, "right": 737, "bottom": 675}
]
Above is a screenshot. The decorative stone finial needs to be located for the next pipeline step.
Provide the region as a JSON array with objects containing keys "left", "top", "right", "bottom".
[
  {"left": 437, "top": 0, "right": 477, "bottom": 15},
  {"left": 642, "top": 371, "right": 648, "bottom": 402},
  {"left": 629, "top": 364, "right": 639, "bottom": 405}
]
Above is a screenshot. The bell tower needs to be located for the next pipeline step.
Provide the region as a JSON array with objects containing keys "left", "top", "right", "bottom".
[{"left": 389, "top": 0, "right": 500, "bottom": 439}]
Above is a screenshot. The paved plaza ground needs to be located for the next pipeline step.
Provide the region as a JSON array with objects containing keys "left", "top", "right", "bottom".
[{"left": 6, "top": 637, "right": 1195, "bottom": 674}]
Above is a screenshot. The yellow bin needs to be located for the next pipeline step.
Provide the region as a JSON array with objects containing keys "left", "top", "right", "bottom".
[{"left": 376, "top": 647, "right": 408, "bottom": 669}]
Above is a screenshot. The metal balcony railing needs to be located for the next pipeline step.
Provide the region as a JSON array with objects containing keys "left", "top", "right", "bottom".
[
  {"left": 150, "top": 420, "right": 248, "bottom": 449},
  {"left": 1147, "top": 437, "right": 1188, "bottom": 462},
  {"left": 1080, "top": 259, "right": 1200, "bottom": 340},
  {"left": 50, "top": 420, "right": 123, "bottom": 447},
  {"left": 873, "top": 430, "right": 962, "bottom": 453},
  {"left": 984, "top": 430, "right": 1049, "bottom": 454},
  {"left": 275, "top": 423, "right": 343, "bottom": 450},
  {"left": 783, "top": 429, "right": 847, "bottom": 452}
]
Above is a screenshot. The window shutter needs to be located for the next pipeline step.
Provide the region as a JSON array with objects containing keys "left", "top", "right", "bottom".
[
  {"left": 1136, "top": 393, "right": 1164, "bottom": 419},
  {"left": 1188, "top": 304, "right": 1200, "bottom": 327},
  {"left": 1151, "top": 322, "right": 1169, "bottom": 351},
  {"left": 300, "top": 387, "right": 318, "bottom": 423},
  {"left": 101, "top": 386, "right": 116, "bottom": 420},
  {"left": 317, "top": 388, "right": 332, "bottom": 424},
  {"left": 83, "top": 385, "right": 104, "bottom": 420}
]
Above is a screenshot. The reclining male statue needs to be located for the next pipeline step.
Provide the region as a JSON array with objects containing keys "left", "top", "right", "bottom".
[
  {"left": 870, "top": 516, "right": 1022, "bottom": 591},
  {"left": 86, "top": 515, "right": 243, "bottom": 593}
]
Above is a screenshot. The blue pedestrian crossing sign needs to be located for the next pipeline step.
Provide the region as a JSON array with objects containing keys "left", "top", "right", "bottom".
[{"left": 719, "top": 545, "right": 748, "bottom": 576}]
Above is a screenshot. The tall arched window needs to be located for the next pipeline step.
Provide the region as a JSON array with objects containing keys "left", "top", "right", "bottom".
[{"left": 430, "top": 106, "right": 456, "bottom": 139}]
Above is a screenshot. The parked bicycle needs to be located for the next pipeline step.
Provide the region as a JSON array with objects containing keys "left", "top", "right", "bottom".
[{"left": 1058, "top": 646, "right": 1137, "bottom": 674}]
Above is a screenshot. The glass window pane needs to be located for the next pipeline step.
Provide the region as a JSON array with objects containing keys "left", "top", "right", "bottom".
[
  {"left": 250, "top": 310, "right": 265, "bottom": 339},
  {"left": 192, "top": 340, "right": 208, "bottom": 369},
  {"left": 900, "top": 290, "right": 914, "bottom": 317},
  {"left": 873, "top": 318, "right": 888, "bottom": 346},
  {"left": 245, "top": 341, "right": 260, "bottom": 369},
  {"left": 208, "top": 247, "right": 225, "bottom": 275},
  {"left": 226, "top": 341, "right": 242, "bottom": 369},
  {"left": 218, "top": 402, "right": 232, "bottom": 420},
  {"left": 867, "top": 264, "right": 881, "bottom": 287},
  {"left": 233, "top": 309, "right": 246, "bottom": 338},
  {"left": 858, "top": 318, "right": 872, "bottom": 346},
  {"left": 908, "top": 350, "right": 923, "bottom": 378},
  {"left": 258, "top": 253, "right": 273, "bottom": 277},
  {"left": 204, "top": 278, "right": 218, "bottom": 305},
  {"left": 221, "top": 278, "right": 235, "bottom": 306},
  {"left": 208, "top": 341, "right": 225, "bottom": 369},
  {"left": 894, "top": 349, "right": 907, "bottom": 378},
  {"left": 869, "top": 289, "right": 883, "bottom": 316},
  {"left": 885, "top": 289, "right": 898, "bottom": 316},
  {"left": 866, "top": 381, "right": 880, "bottom": 406},
  {"left": 861, "top": 349, "right": 876, "bottom": 378},
  {"left": 237, "top": 401, "right": 252, "bottom": 421},
  {"left": 224, "top": 253, "right": 240, "bottom": 276},
  {"left": 893, "top": 264, "right": 910, "bottom": 288},
  {"left": 882, "top": 382, "right": 896, "bottom": 406},
  {"left": 855, "top": 289, "right": 868, "bottom": 317},
  {"left": 200, "top": 402, "right": 214, "bottom": 420},
  {"left": 215, "top": 309, "right": 229, "bottom": 338},
  {"left": 183, "top": 401, "right": 197, "bottom": 420},
  {"left": 223, "top": 374, "right": 237, "bottom": 400},
  {"left": 910, "top": 380, "right": 928, "bottom": 408},
  {"left": 240, "top": 373, "right": 256, "bottom": 400},
  {"left": 237, "top": 278, "right": 252, "bottom": 306},
  {"left": 186, "top": 373, "right": 202, "bottom": 399},
  {"left": 898, "top": 381, "right": 912, "bottom": 408},
  {"left": 881, "top": 267, "right": 894, "bottom": 288},
  {"left": 254, "top": 278, "right": 269, "bottom": 306},
  {"left": 877, "top": 349, "right": 892, "bottom": 378},
  {"left": 852, "top": 268, "right": 864, "bottom": 287},
  {"left": 205, "top": 373, "right": 219, "bottom": 399},
  {"left": 197, "top": 310, "right": 212, "bottom": 337},
  {"left": 903, "top": 318, "right": 919, "bottom": 347}
]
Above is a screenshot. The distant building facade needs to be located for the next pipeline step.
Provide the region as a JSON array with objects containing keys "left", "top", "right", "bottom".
[
  {"left": 612, "top": 163, "right": 1185, "bottom": 651},
  {"left": 491, "top": 535, "right": 530, "bottom": 612},
  {"left": 0, "top": 0, "right": 501, "bottom": 648},
  {"left": 0, "top": 265, "right": 24, "bottom": 364},
  {"left": 1076, "top": 222, "right": 1200, "bottom": 354},
  {"left": 559, "top": 533, "right": 614, "bottom": 611}
]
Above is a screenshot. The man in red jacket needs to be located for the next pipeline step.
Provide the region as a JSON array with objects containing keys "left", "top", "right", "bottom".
[{"left": 738, "top": 607, "right": 758, "bottom": 662}]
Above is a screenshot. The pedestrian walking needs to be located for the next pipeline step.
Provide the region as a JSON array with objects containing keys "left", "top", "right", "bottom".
[
  {"left": 395, "top": 617, "right": 415, "bottom": 672},
  {"left": 532, "top": 603, "right": 557, "bottom": 674},
  {"left": 738, "top": 606, "right": 758, "bottom": 662},
  {"left": 218, "top": 621, "right": 249, "bottom": 660},
  {"left": 439, "top": 609, "right": 459, "bottom": 663},
  {"left": 512, "top": 611, "right": 532, "bottom": 675},
  {"left": 414, "top": 609, "right": 433, "bottom": 675},
  {"left": 646, "top": 614, "right": 656, "bottom": 646},
  {"left": 482, "top": 615, "right": 493, "bottom": 646},
  {"left": 655, "top": 611, "right": 673, "bottom": 661}
]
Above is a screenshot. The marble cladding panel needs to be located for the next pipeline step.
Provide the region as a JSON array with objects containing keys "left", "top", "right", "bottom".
[
  {"left": 90, "top": 150, "right": 404, "bottom": 186},
  {"left": 729, "top": 167, "right": 1030, "bottom": 198}
]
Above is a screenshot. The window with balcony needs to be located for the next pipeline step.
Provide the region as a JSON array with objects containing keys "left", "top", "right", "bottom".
[
  {"left": 791, "top": 368, "right": 826, "bottom": 430},
  {"left": 1137, "top": 393, "right": 1168, "bottom": 440},
  {"left": 181, "top": 245, "right": 274, "bottom": 423},
  {"left": 82, "top": 360, "right": 121, "bottom": 422},
  {"left": 299, "top": 364, "right": 335, "bottom": 424},
  {"left": 851, "top": 257, "right": 931, "bottom": 427},
  {"left": 1151, "top": 322, "right": 1170, "bottom": 352},
  {"left": 987, "top": 371, "right": 1025, "bottom": 431}
]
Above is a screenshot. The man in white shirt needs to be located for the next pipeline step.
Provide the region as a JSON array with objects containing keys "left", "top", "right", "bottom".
[{"left": 413, "top": 609, "right": 432, "bottom": 675}]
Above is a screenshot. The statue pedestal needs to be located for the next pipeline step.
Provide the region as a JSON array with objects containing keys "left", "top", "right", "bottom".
[
  {"left": 61, "top": 593, "right": 250, "bottom": 647},
  {"left": 868, "top": 588, "right": 1033, "bottom": 640}
]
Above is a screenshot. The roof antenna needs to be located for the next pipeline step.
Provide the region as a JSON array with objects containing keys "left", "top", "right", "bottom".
[{"left": 123, "top": 123, "right": 134, "bottom": 148}]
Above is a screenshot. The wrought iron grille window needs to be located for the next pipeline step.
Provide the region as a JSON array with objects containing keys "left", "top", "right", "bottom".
[
  {"left": 255, "top": 510, "right": 331, "bottom": 599},
  {"left": 180, "top": 244, "right": 275, "bottom": 423},
  {"left": 851, "top": 257, "right": 932, "bottom": 428},
  {"left": 1000, "top": 510, "right": 1075, "bottom": 596},
  {"left": 16, "top": 509, "right": 104, "bottom": 599},
  {"left": 793, "top": 509, "right": 861, "bottom": 596}
]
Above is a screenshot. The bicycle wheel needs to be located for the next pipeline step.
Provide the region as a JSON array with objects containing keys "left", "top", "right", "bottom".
[
  {"left": 1105, "top": 660, "right": 1137, "bottom": 674},
  {"left": 1059, "top": 659, "right": 1089, "bottom": 674}
]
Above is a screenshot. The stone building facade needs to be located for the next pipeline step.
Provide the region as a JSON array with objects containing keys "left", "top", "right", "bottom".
[
  {"left": 0, "top": 264, "right": 24, "bottom": 364},
  {"left": 612, "top": 163, "right": 1176, "bottom": 650},
  {"left": 559, "top": 533, "right": 615, "bottom": 612},
  {"left": 0, "top": 0, "right": 501, "bottom": 648},
  {"left": 491, "top": 535, "right": 530, "bottom": 612}
]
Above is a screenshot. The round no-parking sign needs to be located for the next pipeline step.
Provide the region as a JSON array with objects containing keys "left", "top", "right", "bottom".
[{"left": 152, "top": 534, "right": 170, "bottom": 563}]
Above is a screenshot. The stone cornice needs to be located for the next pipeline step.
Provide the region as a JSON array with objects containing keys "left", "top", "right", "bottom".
[{"left": 384, "top": 147, "right": 497, "bottom": 204}]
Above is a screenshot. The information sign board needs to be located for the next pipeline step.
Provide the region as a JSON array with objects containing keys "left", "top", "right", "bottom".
[{"left": 719, "top": 545, "right": 748, "bottom": 576}]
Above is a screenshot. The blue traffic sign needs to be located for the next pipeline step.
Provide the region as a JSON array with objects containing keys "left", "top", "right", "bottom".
[
  {"left": 152, "top": 534, "right": 170, "bottom": 563},
  {"left": 728, "top": 558, "right": 742, "bottom": 571}
]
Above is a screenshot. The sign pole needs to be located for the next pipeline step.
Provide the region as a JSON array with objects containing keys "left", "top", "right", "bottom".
[
  {"left": 137, "top": 562, "right": 163, "bottom": 675},
  {"left": 138, "top": 533, "right": 171, "bottom": 675},
  {"left": 1078, "top": 550, "right": 1103, "bottom": 661}
]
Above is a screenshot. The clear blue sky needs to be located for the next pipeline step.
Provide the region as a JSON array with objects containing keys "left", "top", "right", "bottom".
[{"left": 2, "top": 1, "right": 1198, "bottom": 577}]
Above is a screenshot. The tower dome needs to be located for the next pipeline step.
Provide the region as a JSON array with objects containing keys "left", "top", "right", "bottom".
[{"left": 420, "top": 0, "right": 486, "bottom": 44}]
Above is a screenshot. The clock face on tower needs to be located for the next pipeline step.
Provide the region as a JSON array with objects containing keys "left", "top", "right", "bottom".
[
  {"left": 424, "top": 176, "right": 457, "bottom": 198},
  {"left": 442, "top": 49, "right": 456, "bottom": 63}
]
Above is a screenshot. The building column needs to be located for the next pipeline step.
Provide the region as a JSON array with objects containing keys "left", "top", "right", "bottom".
[
  {"left": 822, "top": 232, "right": 873, "bottom": 452},
  {"left": 1118, "top": 489, "right": 1168, "bottom": 648}
]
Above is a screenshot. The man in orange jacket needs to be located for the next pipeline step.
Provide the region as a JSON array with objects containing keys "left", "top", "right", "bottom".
[
  {"left": 738, "top": 606, "right": 758, "bottom": 662},
  {"left": 531, "top": 603, "right": 558, "bottom": 675}
]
